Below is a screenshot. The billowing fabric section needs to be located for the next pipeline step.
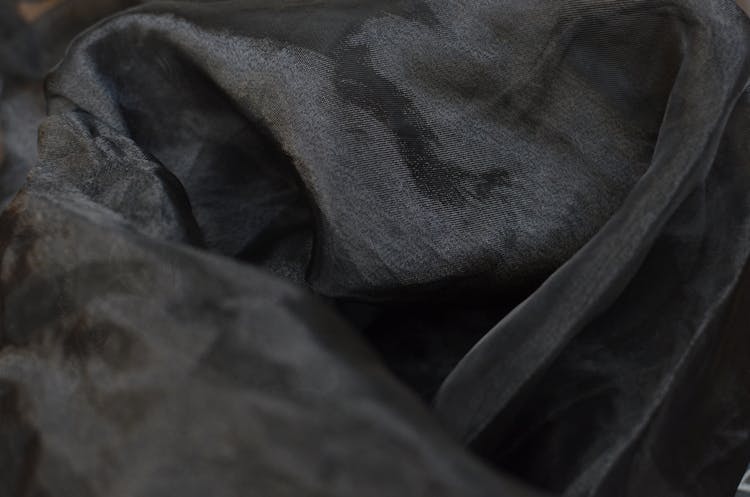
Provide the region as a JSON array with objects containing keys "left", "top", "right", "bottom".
[
  {"left": 0, "top": 0, "right": 157, "bottom": 211},
  {"left": 0, "top": 1, "right": 749, "bottom": 496}
]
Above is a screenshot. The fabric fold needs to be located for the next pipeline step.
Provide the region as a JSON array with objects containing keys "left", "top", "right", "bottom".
[{"left": 0, "top": 1, "right": 749, "bottom": 496}]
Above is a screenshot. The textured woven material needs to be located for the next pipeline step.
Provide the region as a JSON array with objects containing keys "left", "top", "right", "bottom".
[{"left": 1, "top": 1, "right": 749, "bottom": 496}]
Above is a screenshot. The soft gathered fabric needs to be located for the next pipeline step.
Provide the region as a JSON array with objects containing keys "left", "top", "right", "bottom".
[{"left": 0, "top": 1, "right": 749, "bottom": 496}]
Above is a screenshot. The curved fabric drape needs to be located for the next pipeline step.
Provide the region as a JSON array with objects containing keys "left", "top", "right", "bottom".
[{"left": 1, "top": 1, "right": 749, "bottom": 496}]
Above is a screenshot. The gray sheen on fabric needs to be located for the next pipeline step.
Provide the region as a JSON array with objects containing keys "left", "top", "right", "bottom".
[{"left": 0, "top": 1, "right": 749, "bottom": 497}]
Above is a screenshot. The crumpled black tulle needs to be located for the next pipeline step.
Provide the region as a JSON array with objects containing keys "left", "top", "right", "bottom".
[{"left": 1, "top": 1, "right": 749, "bottom": 496}]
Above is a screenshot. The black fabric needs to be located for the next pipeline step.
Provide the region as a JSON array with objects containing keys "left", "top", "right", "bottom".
[{"left": 1, "top": 1, "right": 749, "bottom": 496}]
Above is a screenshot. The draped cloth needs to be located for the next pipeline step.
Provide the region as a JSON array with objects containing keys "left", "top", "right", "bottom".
[{"left": 0, "top": 1, "right": 749, "bottom": 496}]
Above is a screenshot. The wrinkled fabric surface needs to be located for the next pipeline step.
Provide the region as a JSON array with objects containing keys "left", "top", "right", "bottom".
[{"left": 1, "top": 0, "right": 750, "bottom": 496}]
